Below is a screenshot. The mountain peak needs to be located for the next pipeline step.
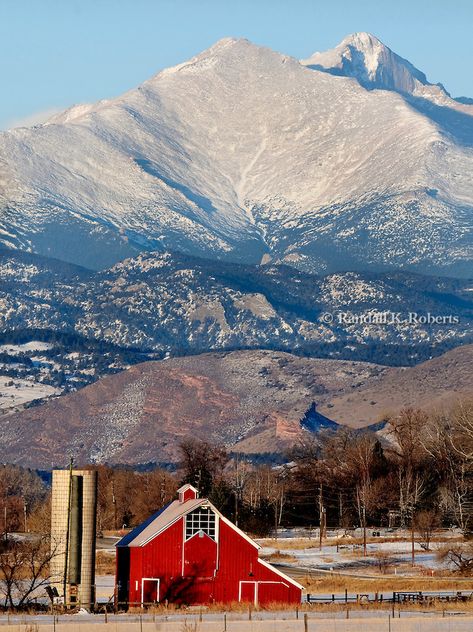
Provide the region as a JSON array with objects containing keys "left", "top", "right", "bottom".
[
  {"left": 341, "top": 31, "right": 383, "bottom": 48},
  {"left": 302, "top": 32, "right": 431, "bottom": 95},
  {"left": 1, "top": 34, "right": 472, "bottom": 277},
  {"left": 152, "top": 36, "right": 284, "bottom": 82}
]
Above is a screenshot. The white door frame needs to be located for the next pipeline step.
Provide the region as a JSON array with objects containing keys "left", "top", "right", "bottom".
[
  {"left": 141, "top": 577, "right": 160, "bottom": 607},
  {"left": 238, "top": 580, "right": 289, "bottom": 605},
  {"left": 239, "top": 580, "right": 258, "bottom": 605}
]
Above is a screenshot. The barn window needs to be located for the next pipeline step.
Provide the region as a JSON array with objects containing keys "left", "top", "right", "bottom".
[{"left": 185, "top": 506, "right": 216, "bottom": 541}]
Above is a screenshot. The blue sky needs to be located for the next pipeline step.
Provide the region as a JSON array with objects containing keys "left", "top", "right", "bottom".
[{"left": 0, "top": 0, "right": 471, "bottom": 130}]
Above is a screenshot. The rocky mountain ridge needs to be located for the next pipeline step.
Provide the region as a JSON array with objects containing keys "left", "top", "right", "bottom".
[{"left": 1, "top": 248, "right": 471, "bottom": 367}]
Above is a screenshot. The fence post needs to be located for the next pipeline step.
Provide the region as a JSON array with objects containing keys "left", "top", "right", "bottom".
[
  {"left": 224, "top": 612, "right": 227, "bottom": 631},
  {"left": 304, "top": 612, "right": 308, "bottom": 632},
  {"left": 345, "top": 588, "right": 348, "bottom": 603},
  {"left": 388, "top": 614, "right": 391, "bottom": 632},
  {"left": 296, "top": 606, "right": 299, "bottom": 619}
]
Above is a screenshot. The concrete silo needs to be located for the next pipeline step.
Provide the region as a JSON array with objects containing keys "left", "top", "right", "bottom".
[{"left": 50, "top": 468, "right": 98, "bottom": 610}]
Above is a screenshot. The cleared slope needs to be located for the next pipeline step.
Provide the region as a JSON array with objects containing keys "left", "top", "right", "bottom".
[{"left": 1, "top": 38, "right": 472, "bottom": 274}]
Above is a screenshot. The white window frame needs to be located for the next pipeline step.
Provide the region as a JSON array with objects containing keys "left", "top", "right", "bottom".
[{"left": 185, "top": 506, "right": 217, "bottom": 542}]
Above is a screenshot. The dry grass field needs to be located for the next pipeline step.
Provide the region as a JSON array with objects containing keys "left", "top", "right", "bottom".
[{"left": 304, "top": 574, "right": 473, "bottom": 593}]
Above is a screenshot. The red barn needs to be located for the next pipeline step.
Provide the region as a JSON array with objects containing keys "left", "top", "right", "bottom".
[{"left": 116, "top": 484, "right": 302, "bottom": 607}]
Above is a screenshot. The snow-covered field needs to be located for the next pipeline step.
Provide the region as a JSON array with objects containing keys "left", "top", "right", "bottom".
[
  {"left": 0, "top": 375, "right": 59, "bottom": 412},
  {"left": 0, "top": 342, "right": 54, "bottom": 354},
  {"left": 258, "top": 529, "right": 460, "bottom": 576}
]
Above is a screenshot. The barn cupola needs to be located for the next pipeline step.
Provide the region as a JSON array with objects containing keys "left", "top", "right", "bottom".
[{"left": 178, "top": 484, "right": 199, "bottom": 503}]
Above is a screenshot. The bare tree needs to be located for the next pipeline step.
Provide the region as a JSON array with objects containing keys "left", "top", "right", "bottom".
[
  {"left": 179, "top": 438, "right": 228, "bottom": 498},
  {"left": 448, "top": 401, "right": 473, "bottom": 461},
  {"left": 421, "top": 411, "right": 472, "bottom": 532},
  {"left": 437, "top": 542, "right": 473, "bottom": 576},
  {"left": 387, "top": 409, "right": 429, "bottom": 525},
  {"left": 414, "top": 509, "right": 440, "bottom": 551},
  {"left": 0, "top": 535, "right": 60, "bottom": 608}
]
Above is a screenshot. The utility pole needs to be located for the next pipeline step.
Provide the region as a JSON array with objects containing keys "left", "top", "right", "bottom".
[
  {"left": 160, "top": 477, "right": 166, "bottom": 505},
  {"left": 411, "top": 513, "right": 415, "bottom": 567},
  {"left": 339, "top": 492, "right": 343, "bottom": 529},
  {"left": 363, "top": 504, "right": 367, "bottom": 557},
  {"left": 112, "top": 479, "right": 117, "bottom": 531},
  {"left": 319, "top": 484, "right": 324, "bottom": 550},
  {"left": 234, "top": 487, "right": 239, "bottom": 528}
]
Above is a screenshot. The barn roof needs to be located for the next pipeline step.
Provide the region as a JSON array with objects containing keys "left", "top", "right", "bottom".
[
  {"left": 116, "top": 503, "right": 171, "bottom": 547},
  {"left": 116, "top": 496, "right": 259, "bottom": 550},
  {"left": 116, "top": 497, "right": 204, "bottom": 547}
]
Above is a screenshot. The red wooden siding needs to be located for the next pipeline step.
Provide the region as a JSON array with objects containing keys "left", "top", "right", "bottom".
[
  {"left": 118, "top": 505, "right": 301, "bottom": 607},
  {"left": 184, "top": 531, "right": 217, "bottom": 577},
  {"left": 180, "top": 487, "right": 198, "bottom": 502}
]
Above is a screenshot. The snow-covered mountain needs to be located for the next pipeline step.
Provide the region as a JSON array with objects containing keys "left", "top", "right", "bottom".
[{"left": 1, "top": 35, "right": 472, "bottom": 275}]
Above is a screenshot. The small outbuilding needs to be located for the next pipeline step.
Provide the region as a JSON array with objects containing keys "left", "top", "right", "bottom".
[{"left": 116, "top": 484, "right": 302, "bottom": 607}]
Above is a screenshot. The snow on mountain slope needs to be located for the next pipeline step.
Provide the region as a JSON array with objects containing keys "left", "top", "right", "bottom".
[{"left": 0, "top": 37, "right": 472, "bottom": 274}]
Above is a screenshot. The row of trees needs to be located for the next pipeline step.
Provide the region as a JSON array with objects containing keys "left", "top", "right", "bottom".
[
  {"left": 1, "top": 403, "right": 473, "bottom": 538},
  {"left": 170, "top": 404, "right": 473, "bottom": 538},
  {"left": 286, "top": 405, "right": 473, "bottom": 533},
  {"left": 8, "top": 403, "right": 468, "bottom": 538}
]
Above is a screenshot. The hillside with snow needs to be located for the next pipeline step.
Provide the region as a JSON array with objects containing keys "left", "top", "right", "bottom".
[
  {"left": 1, "top": 248, "right": 472, "bottom": 366},
  {"left": 0, "top": 35, "right": 472, "bottom": 275}
]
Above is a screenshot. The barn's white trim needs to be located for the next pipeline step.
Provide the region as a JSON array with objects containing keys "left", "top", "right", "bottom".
[
  {"left": 257, "top": 558, "right": 304, "bottom": 590},
  {"left": 130, "top": 498, "right": 259, "bottom": 550},
  {"left": 239, "top": 580, "right": 257, "bottom": 605},
  {"left": 239, "top": 580, "right": 293, "bottom": 605}
]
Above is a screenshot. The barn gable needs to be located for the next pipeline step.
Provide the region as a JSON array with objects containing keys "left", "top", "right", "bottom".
[{"left": 116, "top": 491, "right": 303, "bottom": 606}]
